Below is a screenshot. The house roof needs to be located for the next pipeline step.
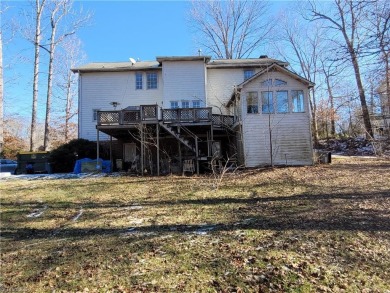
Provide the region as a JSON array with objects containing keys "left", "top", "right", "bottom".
[
  {"left": 156, "top": 56, "right": 211, "bottom": 63},
  {"left": 237, "top": 63, "right": 315, "bottom": 88},
  {"left": 207, "top": 57, "right": 289, "bottom": 68},
  {"left": 71, "top": 61, "right": 160, "bottom": 73},
  {"left": 226, "top": 63, "right": 315, "bottom": 107}
]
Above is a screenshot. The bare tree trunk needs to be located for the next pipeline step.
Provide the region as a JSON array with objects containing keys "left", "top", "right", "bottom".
[
  {"left": 350, "top": 53, "right": 373, "bottom": 137},
  {"left": 30, "top": 0, "right": 46, "bottom": 151},
  {"left": 0, "top": 30, "right": 3, "bottom": 154},
  {"left": 309, "top": 88, "right": 319, "bottom": 145},
  {"left": 43, "top": 29, "right": 56, "bottom": 150},
  {"left": 64, "top": 70, "right": 72, "bottom": 142}
]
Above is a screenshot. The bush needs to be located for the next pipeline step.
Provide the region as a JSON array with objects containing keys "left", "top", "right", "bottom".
[{"left": 49, "top": 139, "right": 101, "bottom": 173}]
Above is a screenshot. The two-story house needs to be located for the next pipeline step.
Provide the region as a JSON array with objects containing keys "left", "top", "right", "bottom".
[{"left": 72, "top": 55, "right": 314, "bottom": 175}]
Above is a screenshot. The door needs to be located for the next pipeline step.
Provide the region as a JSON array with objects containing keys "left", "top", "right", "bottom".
[{"left": 123, "top": 143, "right": 136, "bottom": 163}]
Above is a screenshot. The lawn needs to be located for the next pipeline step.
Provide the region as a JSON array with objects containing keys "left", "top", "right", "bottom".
[{"left": 1, "top": 157, "right": 389, "bottom": 292}]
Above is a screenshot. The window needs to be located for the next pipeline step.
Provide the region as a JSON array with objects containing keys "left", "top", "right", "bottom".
[
  {"left": 170, "top": 101, "right": 179, "bottom": 109},
  {"left": 291, "top": 90, "right": 304, "bottom": 112},
  {"left": 246, "top": 92, "right": 258, "bottom": 114},
  {"left": 244, "top": 69, "right": 255, "bottom": 81},
  {"left": 192, "top": 100, "right": 201, "bottom": 108},
  {"left": 275, "top": 79, "right": 287, "bottom": 86},
  {"left": 147, "top": 72, "right": 158, "bottom": 89},
  {"left": 93, "top": 109, "right": 100, "bottom": 121},
  {"left": 135, "top": 73, "right": 143, "bottom": 89},
  {"left": 276, "top": 91, "right": 289, "bottom": 113},
  {"left": 261, "top": 79, "right": 272, "bottom": 87},
  {"left": 262, "top": 91, "right": 274, "bottom": 113},
  {"left": 182, "top": 100, "right": 190, "bottom": 108}
]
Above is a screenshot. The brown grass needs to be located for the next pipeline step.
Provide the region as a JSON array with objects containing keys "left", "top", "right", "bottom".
[{"left": 1, "top": 157, "right": 389, "bottom": 292}]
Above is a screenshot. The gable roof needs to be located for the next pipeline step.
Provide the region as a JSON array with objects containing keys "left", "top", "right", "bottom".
[
  {"left": 207, "top": 57, "right": 289, "bottom": 68},
  {"left": 226, "top": 63, "right": 315, "bottom": 107},
  {"left": 237, "top": 63, "right": 315, "bottom": 88}
]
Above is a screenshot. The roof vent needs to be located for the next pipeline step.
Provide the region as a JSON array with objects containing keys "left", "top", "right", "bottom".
[{"left": 259, "top": 55, "right": 268, "bottom": 59}]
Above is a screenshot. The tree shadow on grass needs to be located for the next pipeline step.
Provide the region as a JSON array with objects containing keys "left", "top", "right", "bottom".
[{"left": 2, "top": 189, "right": 389, "bottom": 242}]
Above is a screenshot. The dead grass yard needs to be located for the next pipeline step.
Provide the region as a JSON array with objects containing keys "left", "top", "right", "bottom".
[{"left": 0, "top": 157, "right": 389, "bottom": 292}]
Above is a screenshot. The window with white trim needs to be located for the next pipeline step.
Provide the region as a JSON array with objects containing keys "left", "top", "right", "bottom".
[
  {"left": 274, "top": 79, "right": 287, "bottom": 86},
  {"left": 182, "top": 100, "right": 190, "bottom": 108},
  {"left": 244, "top": 69, "right": 255, "bottom": 81},
  {"left": 291, "top": 90, "right": 304, "bottom": 112},
  {"left": 246, "top": 92, "right": 258, "bottom": 114},
  {"left": 276, "top": 91, "right": 289, "bottom": 113},
  {"left": 192, "top": 100, "right": 201, "bottom": 108},
  {"left": 135, "top": 73, "right": 143, "bottom": 89},
  {"left": 261, "top": 79, "right": 272, "bottom": 87},
  {"left": 146, "top": 72, "right": 158, "bottom": 89},
  {"left": 261, "top": 91, "right": 274, "bottom": 113},
  {"left": 170, "top": 101, "right": 179, "bottom": 109},
  {"left": 93, "top": 109, "right": 100, "bottom": 121}
]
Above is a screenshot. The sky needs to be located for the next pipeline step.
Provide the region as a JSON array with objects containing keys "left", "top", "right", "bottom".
[{"left": 2, "top": 0, "right": 288, "bottom": 121}]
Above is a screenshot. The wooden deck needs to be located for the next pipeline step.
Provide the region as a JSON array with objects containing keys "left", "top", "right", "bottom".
[{"left": 97, "top": 105, "right": 234, "bottom": 127}]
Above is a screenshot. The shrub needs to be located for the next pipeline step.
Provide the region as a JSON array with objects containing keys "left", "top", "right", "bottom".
[{"left": 49, "top": 139, "right": 101, "bottom": 173}]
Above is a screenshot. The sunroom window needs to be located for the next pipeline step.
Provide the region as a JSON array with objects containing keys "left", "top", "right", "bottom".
[
  {"left": 276, "top": 91, "right": 289, "bottom": 113},
  {"left": 262, "top": 91, "right": 274, "bottom": 114},
  {"left": 246, "top": 92, "right": 258, "bottom": 114},
  {"left": 291, "top": 90, "right": 304, "bottom": 112}
]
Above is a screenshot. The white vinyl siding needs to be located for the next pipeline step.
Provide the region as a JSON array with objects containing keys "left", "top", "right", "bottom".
[
  {"left": 161, "top": 60, "right": 206, "bottom": 109},
  {"left": 241, "top": 70, "right": 312, "bottom": 166},
  {"left": 79, "top": 72, "right": 162, "bottom": 141}
]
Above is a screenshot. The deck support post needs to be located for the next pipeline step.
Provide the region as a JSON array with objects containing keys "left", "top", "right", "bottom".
[
  {"left": 195, "top": 137, "right": 199, "bottom": 175},
  {"left": 210, "top": 124, "right": 214, "bottom": 157},
  {"left": 96, "top": 128, "right": 100, "bottom": 172},
  {"left": 109, "top": 135, "right": 113, "bottom": 173},
  {"left": 140, "top": 124, "right": 144, "bottom": 176},
  {"left": 156, "top": 123, "right": 160, "bottom": 176},
  {"left": 178, "top": 126, "right": 182, "bottom": 172}
]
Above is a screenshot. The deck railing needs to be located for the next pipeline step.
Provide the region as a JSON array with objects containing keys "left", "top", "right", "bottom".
[{"left": 97, "top": 105, "right": 234, "bottom": 126}]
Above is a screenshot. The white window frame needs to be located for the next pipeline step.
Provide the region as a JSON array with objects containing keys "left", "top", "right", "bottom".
[
  {"left": 192, "top": 100, "right": 201, "bottom": 108},
  {"left": 244, "top": 69, "right": 255, "bottom": 81},
  {"left": 93, "top": 109, "right": 100, "bottom": 121},
  {"left": 135, "top": 72, "right": 143, "bottom": 90},
  {"left": 181, "top": 100, "right": 190, "bottom": 108},
  {"left": 291, "top": 90, "right": 305, "bottom": 113},
  {"left": 261, "top": 91, "right": 274, "bottom": 114},
  {"left": 276, "top": 90, "right": 289, "bottom": 113},
  {"left": 146, "top": 72, "right": 158, "bottom": 89},
  {"left": 246, "top": 92, "right": 258, "bottom": 114},
  {"left": 170, "top": 101, "right": 179, "bottom": 109}
]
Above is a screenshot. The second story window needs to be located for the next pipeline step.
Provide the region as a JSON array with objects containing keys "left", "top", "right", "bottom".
[
  {"left": 292, "top": 90, "right": 304, "bottom": 112},
  {"left": 147, "top": 72, "right": 158, "bottom": 89},
  {"left": 244, "top": 69, "right": 255, "bottom": 81},
  {"left": 135, "top": 73, "right": 143, "bottom": 89}
]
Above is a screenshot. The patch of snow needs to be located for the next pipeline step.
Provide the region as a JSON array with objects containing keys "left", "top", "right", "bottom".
[
  {"left": 27, "top": 205, "right": 47, "bottom": 218},
  {"left": 72, "top": 208, "right": 84, "bottom": 221}
]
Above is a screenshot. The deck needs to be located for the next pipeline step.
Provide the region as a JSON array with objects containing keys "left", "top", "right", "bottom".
[{"left": 97, "top": 105, "right": 234, "bottom": 127}]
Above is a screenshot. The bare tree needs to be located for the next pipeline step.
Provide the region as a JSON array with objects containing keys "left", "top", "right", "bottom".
[
  {"left": 190, "top": 0, "right": 272, "bottom": 59},
  {"left": 0, "top": 21, "right": 3, "bottom": 155},
  {"left": 308, "top": 0, "right": 374, "bottom": 137},
  {"left": 41, "top": 0, "right": 90, "bottom": 150},
  {"left": 29, "top": 0, "right": 46, "bottom": 151},
  {"left": 56, "top": 36, "right": 84, "bottom": 143},
  {"left": 276, "top": 12, "right": 325, "bottom": 145}
]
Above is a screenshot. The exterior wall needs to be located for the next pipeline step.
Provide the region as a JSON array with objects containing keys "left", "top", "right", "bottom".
[
  {"left": 161, "top": 60, "right": 206, "bottom": 109},
  {"left": 79, "top": 71, "right": 162, "bottom": 141},
  {"left": 240, "top": 70, "right": 313, "bottom": 166},
  {"left": 207, "top": 68, "right": 261, "bottom": 115}
]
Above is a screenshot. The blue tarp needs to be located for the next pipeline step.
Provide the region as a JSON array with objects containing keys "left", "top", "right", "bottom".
[{"left": 73, "top": 158, "right": 111, "bottom": 174}]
